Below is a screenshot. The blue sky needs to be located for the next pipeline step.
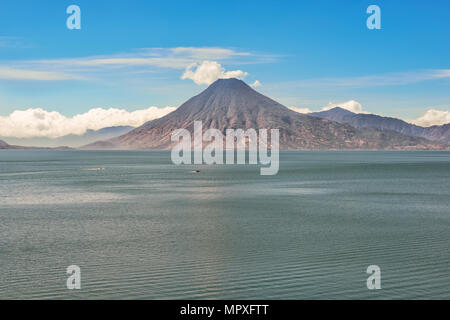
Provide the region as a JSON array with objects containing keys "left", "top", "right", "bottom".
[{"left": 0, "top": 0, "right": 449, "bottom": 134}]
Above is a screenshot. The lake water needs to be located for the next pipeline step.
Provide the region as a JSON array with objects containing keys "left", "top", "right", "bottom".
[{"left": 0, "top": 150, "right": 449, "bottom": 299}]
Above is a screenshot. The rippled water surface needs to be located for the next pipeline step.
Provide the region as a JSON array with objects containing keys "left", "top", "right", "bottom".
[{"left": 0, "top": 150, "right": 449, "bottom": 299}]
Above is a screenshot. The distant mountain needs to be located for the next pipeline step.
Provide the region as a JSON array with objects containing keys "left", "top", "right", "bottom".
[
  {"left": 1, "top": 126, "right": 134, "bottom": 148},
  {"left": 84, "top": 79, "right": 447, "bottom": 150},
  {"left": 310, "top": 107, "right": 450, "bottom": 144},
  {"left": 0, "top": 139, "right": 71, "bottom": 150},
  {"left": 82, "top": 126, "right": 135, "bottom": 140},
  {"left": 0, "top": 140, "right": 14, "bottom": 149}
]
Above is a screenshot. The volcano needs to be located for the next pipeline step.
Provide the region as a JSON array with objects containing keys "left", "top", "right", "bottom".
[{"left": 84, "top": 79, "right": 447, "bottom": 150}]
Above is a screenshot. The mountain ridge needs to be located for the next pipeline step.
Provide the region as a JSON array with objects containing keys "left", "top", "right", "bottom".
[
  {"left": 310, "top": 107, "right": 450, "bottom": 144},
  {"left": 1, "top": 125, "right": 134, "bottom": 148},
  {"left": 0, "top": 139, "right": 72, "bottom": 150}
]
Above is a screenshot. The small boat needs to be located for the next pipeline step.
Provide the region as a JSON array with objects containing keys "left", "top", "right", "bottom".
[{"left": 82, "top": 167, "right": 105, "bottom": 171}]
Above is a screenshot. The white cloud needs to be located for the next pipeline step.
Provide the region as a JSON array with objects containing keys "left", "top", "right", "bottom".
[
  {"left": 0, "top": 67, "right": 82, "bottom": 81},
  {"left": 289, "top": 100, "right": 366, "bottom": 114},
  {"left": 60, "top": 57, "right": 194, "bottom": 69},
  {"left": 0, "top": 36, "right": 29, "bottom": 48},
  {"left": 250, "top": 80, "right": 261, "bottom": 87},
  {"left": 281, "top": 69, "right": 450, "bottom": 89},
  {"left": 288, "top": 106, "right": 312, "bottom": 114},
  {"left": 321, "top": 100, "right": 366, "bottom": 113},
  {"left": 1, "top": 47, "right": 263, "bottom": 82},
  {"left": 181, "top": 60, "right": 248, "bottom": 85},
  {"left": 0, "top": 106, "right": 176, "bottom": 138},
  {"left": 410, "top": 109, "right": 450, "bottom": 127},
  {"left": 23, "top": 47, "right": 256, "bottom": 71},
  {"left": 170, "top": 47, "right": 250, "bottom": 60}
]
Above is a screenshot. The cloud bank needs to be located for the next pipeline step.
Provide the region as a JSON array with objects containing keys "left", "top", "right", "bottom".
[
  {"left": 0, "top": 106, "right": 176, "bottom": 138},
  {"left": 181, "top": 61, "right": 248, "bottom": 85},
  {"left": 410, "top": 109, "right": 450, "bottom": 127}
]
